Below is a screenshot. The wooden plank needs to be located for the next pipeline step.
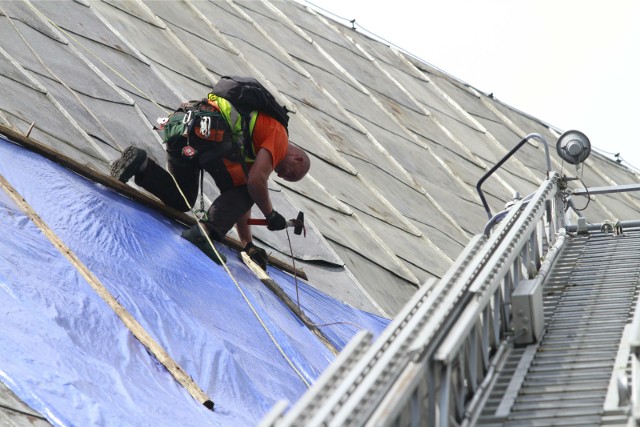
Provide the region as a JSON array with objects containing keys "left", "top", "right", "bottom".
[
  {"left": 241, "top": 253, "right": 339, "bottom": 356},
  {"left": 0, "top": 124, "right": 306, "bottom": 279},
  {"left": 0, "top": 172, "right": 214, "bottom": 410}
]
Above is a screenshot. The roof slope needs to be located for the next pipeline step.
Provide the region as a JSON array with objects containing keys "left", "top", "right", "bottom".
[
  {"left": 0, "top": 134, "right": 388, "bottom": 425},
  {"left": 2, "top": 1, "right": 640, "bottom": 425},
  {"left": 1, "top": 0, "right": 639, "bottom": 318}
]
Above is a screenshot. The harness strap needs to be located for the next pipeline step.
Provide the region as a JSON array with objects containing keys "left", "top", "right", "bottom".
[
  {"left": 194, "top": 169, "right": 207, "bottom": 221},
  {"left": 204, "top": 95, "right": 253, "bottom": 176}
]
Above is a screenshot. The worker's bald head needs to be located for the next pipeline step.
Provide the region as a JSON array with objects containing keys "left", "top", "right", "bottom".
[{"left": 274, "top": 145, "right": 310, "bottom": 182}]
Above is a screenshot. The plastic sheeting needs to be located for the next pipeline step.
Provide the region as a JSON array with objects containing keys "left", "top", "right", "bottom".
[{"left": 0, "top": 135, "right": 389, "bottom": 426}]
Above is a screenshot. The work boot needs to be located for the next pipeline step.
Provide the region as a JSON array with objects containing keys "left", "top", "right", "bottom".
[
  {"left": 181, "top": 224, "right": 227, "bottom": 265},
  {"left": 110, "top": 146, "right": 148, "bottom": 183},
  {"left": 243, "top": 242, "right": 268, "bottom": 271}
]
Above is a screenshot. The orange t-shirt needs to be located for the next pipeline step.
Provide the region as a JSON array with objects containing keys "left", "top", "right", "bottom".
[{"left": 223, "top": 113, "right": 288, "bottom": 186}]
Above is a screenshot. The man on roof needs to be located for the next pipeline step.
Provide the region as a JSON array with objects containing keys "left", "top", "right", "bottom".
[{"left": 110, "top": 93, "right": 310, "bottom": 270}]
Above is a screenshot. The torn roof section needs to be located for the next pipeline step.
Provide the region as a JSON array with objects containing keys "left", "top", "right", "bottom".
[
  {"left": 0, "top": 134, "right": 389, "bottom": 425},
  {"left": 1, "top": 0, "right": 639, "bottom": 319}
]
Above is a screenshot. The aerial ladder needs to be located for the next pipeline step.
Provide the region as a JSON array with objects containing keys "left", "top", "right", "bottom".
[{"left": 260, "top": 131, "right": 640, "bottom": 426}]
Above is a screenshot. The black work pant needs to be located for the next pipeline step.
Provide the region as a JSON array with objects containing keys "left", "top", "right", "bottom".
[{"left": 134, "top": 148, "right": 253, "bottom": 241}]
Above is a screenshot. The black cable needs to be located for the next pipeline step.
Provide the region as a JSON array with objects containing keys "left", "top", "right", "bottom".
[{"left": 571, "top": 175, "right": 591, "bottom": 212}]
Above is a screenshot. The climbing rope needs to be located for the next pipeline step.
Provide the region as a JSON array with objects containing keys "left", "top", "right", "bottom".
[
  {"left": 284, "top": 229, "right": 364, "bottom": 331},
  {"left": 167, "top": 172, "right": 312, "bottom": 388}
]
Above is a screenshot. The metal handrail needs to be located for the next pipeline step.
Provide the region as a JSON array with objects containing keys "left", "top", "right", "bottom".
[
  {"left": 476, "top": 133, "right": 551, "bottom": 219},
  {"left": 427, "top": 173, "right": 560, "bottom": 426}
]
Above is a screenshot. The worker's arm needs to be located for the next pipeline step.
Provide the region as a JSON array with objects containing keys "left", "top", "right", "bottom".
[
  {"left": 246, "top": 148, "right": 287, "bottom": 231},
  {"left": 246, "top": 148, "right": 274, "bottom": 217}
]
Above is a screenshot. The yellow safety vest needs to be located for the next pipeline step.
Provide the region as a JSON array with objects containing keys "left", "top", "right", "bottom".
[{"left": 208, "top": 94, "right": 258, "bottom": 161}]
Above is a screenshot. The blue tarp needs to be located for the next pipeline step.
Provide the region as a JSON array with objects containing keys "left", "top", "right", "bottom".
[{"left": 0, "top": 136, "right": 389, "bottom": 426}]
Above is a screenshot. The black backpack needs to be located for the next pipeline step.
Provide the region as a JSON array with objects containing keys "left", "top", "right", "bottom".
[{"left": 210, "top": 76, "right": 290, "bottom": 160}]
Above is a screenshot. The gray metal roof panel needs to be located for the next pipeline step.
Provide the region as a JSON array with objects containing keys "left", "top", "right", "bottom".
[
  {"left": 425, "top": 71, "right": 486, "bottom": 114},
  {"left": 411, "top": 178, "right": 486, "bottom": 234},
  {"left": 235, "top": 0, "right": 309, "bottom": 43},
  {"left": 358, "top": 126, "right": 451, "bottom": 188},
  {"left": 0, "top": 1, "right": 66, "bottom": 44},
  {"left": 343, "top": 151, "right": 479, "bottom": 241},
  {"left": 369, "top": 93, "right": 450, "bottom": 147},
  {"left": 0, "top": 380, "right": 49, "bottom": 426},
  {"left": 193, "top": 0, "right": 252, "bottom": 36},
  {"left": 328, "top": 242, "right": 419, "bottom": 316},
  {"left": 44, "top": 83, "right": 123, "bottom": 153},
  {"left": 307, "top": 77, "right": 380, "bottom": 125},
  {"left": 249, "top": 182, "right": 344, "bottom": 265},
  {"left": 416, "top": 76, "right": 546, "bottom": 184},
  {"left": 427, "top": 110, "right": 503, "bottom": 166},
  {"left": 0, "top": 70, "right": 105, "bottom": 165},
  {"left": 357, "top": 211, "right": 450, "bottom": 280},
  {"left": 99, "top": 0, "right": 163, "bottom": 26},
  {"left": 300, "top": 108, "right": 400, "bottom": 172},
  {"left": 306, "top": 157, "right": 419, "bottom": 240},
  {"left": 33, "top": 14, "right": 183, "bottom": 110},
  {"left": 408, "top": 218, "right": 467, "bottom": 259},
  {"left": 489, "top": 97, "right": 558, "bottom": 138},
  {"left": 276, "top": 1, "right": 363, "bottom": 52},
  {"left": 275, "top": 164, "right": 351, "bottom": 215},
  {"left": 474, "top": 116, "right": 552, "bottom": 177},
  {"left": 0, "top": 18, "right": 165, "bottom": 166},
  {"left": 418, "top": 140, "right": 490, "bottom": 189},
  {"left": 282, "top": 112, "right": 358, "bottom": 175},
  {"left": 287, "top": 189, "right": 419, "bottom": 286},
  {"left": 0, "top": 14, "right": 52, "bottom": 79},
  {"left": 0, "top": 4, "right": 196, "bottom": 173},
  {"left": 343, "top": 37, "right": 484, "bottom": 134},
  {"left": 416, "top": 81, "right": 534, "bottom": 186},
  {"left": 164, "top": 29, "right": 246, "bottom": 80},
  {"left": 89, "top": 1, "right": 215, "bottom": 95},
  {"left": 311, "top": 47, "right": 415, "bottom": 111},
  {"left": 144, "top": 1, "right": 250, "bottom": 78}
]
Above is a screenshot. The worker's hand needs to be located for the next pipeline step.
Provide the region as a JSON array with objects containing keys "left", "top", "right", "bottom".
[
  {"left": 265, "top": 210, "right": 287, "bottom": 231},
  {"left": 243, "top": 242, "right": 268, "bottom": 270}
]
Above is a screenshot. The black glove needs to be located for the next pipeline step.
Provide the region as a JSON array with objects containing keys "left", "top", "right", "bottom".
[
  {"left": 244, "top": 242, "right": 268, "bottom": 271},
  {"left": 265, "top": 210, "right": 287, "bottom": 231}
]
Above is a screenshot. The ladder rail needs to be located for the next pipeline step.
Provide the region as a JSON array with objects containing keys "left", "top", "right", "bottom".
[
  {"left": 262, "top": 172, "right": 564, "bottom": 427},
  {"left": 339, "top": 176, "right": 561, "bottom": 426},
  {"left": 627, "top": 290, "right": 640, "bottom": 422},
  {"left": 421, "top": 172, "right": 562, "bottom": 426}
]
